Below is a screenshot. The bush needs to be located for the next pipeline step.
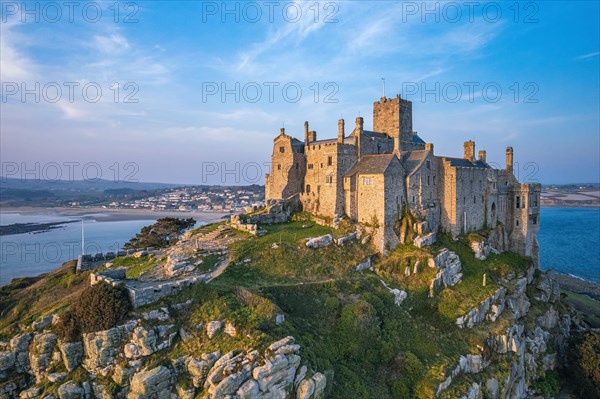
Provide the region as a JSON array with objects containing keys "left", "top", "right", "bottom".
[
  {"left": 565, "top": 331, "right": 600, "bottom": 398},
  {"left": 57, "top": 282, "right": 131, "bottom": 340},
  {"left": 55, "top": 311, "right": 80, "bottom": 342}
]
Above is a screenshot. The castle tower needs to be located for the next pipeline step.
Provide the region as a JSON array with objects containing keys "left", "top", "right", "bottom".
[
  {"left": 464, "top": 141, "right": 475, "bottom": 161},
  {"left": 506, "top": 147, "right": 514, "bottom": 174},
  {"left": 373, "top": 95, "right": 413, "bottom": 151}
]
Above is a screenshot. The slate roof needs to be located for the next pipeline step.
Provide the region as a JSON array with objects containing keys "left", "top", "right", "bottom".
[
  {"left": 411, "top": 133, "right": 425, "bottom": 144},
  {"left": 442, "top": 157, "right": 490, "bottom": 169},
  {"left": 401, "top": 150, "right": 429, "bottom": 175},
  {"left": 344, "top": 154, "right": 398, "bottom": 177}
]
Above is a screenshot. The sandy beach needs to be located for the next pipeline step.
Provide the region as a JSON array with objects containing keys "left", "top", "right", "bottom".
[{"left": 0, "top": 206, "right": 231, "bottom": 223}]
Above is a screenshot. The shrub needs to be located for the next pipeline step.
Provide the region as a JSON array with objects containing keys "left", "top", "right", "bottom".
[
  {"left": 57, "top": 282, "right": 132, "bottom": 340},
  {"left": 56, "top": 311, "right": 80, "bottom": 342},
  {"left": 73, "top": 282, "right": 132, "bottom": 334}
]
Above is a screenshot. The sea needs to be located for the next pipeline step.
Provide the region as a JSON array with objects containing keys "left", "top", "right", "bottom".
[
  {"left": 0, "top": 211, "right": 211, "bottom": 286},
  {"left": 0, "top": 208, "right": 599, "bottom": 286}
]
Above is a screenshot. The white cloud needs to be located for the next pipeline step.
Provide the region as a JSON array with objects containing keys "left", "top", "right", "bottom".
[{"left": 575, "top": 51, "right": 600, "bottom": 60}]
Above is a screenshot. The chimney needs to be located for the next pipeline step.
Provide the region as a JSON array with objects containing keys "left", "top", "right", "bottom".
[
  {"left": 464, "top": 140, "right": 475, "bottom": 161},
  {"left": 506, "top": 147, "right": 513, "bottom": 174},
  {"left": 425, "top": 143, "right": 434, "bottom": 153},
  {"left": 308, "top": 131, "right": 317, "bottom": 142},
  {"left": 304, "top": 121, "right": 309, "bottom": 143},
  {"left": 355, "top": 116, "right": 364, "bottom": 133},
  {"left": 478, "top": 150, "right": 487, "bottom": 162},
  {"left": 280, "top": 127, "right": 285, "bottom": 135},
  {"left": 338, "top": 119, "right": 345, "bottom": 143}
]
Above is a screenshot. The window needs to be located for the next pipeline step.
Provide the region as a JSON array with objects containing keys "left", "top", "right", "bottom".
[
  {"left": 295, "top": 163, "right": 299, "bottom": 170},
  {"left": 433, "top": 176, "right": 436, "bottom": 185},
  {"left": 325, "top": 176, "right": 333, "bottom": 184},
  {"left": 306, "top": 184, "right": 311, "bottom": 193},
  {"left": 320, "top": 163, "right": 323, "bottom": 168},
  {"left": 516, "top": 219, "right": 519, "bottom": 226},
  {"left": 279, "top": 146, "right": 285, "bottom": 153},
  {"left": 463, "top": 197, "right": 466, "bottom": 204},
  {"left": 427, "top": 176, "right": 431, "bottom": 185},
  {"left": 481, "top": 195, "right": 484, "bottom": 202},
  {"left": 327, "top": 156, "right": 333, "bottom": 166},
  {"left": 412, "top": 196, "right": 415, "bottom": 203},
  {"left": 532, "top": 196, "right": 538, "bottom": 207},
  {"left": 426, "top": 160, "right": 431, "bottom": 169},
  {"left": 362, "top": 177, "right": 373, "bottom": 186},
  {"left": 474, "top": 196, "right": 476, "bottom": 204},
  {"left": 277, "top": 164, "right": 281, "bottom": 170},
  {"left": 516, "top": 196, "right": 521, "bottom": 208},
  {"left": 308, "top": 164, "right": 314, "bottom": 170}
]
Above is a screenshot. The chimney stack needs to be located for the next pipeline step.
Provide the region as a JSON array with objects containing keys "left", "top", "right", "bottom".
[
  {"left": 478, "top": 150, "right": 487, "bottom": 162},
  {"left": 464, "top": 140, "right": 476, "bottom": 161},
  {"left": 355, "top": 116, "right": 364, "bottom": 133},
  {"left": 304, "top": 121, "right": 309, "bottom": 143},
  {"left": 338, "top": 119, "right": 345, "bottom": 143},
  {"left": 425, "top": 143, "right": 434, "bottom": 153},
  {"left": 280, "top": 127, "right": 285, "bottom": 135},
  {"left": 506, "top": 147, "right": 513, "bottom": 174}
]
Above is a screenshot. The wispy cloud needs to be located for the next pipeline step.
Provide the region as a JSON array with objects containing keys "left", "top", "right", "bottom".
[{"left": 575, "top": 51, "right": 600, "bottom": 60}]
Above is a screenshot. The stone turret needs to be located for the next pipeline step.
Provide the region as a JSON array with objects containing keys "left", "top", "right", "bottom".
[
  {"left": 506, "top": 147, "right": 513, "bottom": 174},
  {"left": 338, "top": 119, "right": 345, "bottom": 143},
  {"left": 464, "top": 141, "right": 475, "bottom": 161}
]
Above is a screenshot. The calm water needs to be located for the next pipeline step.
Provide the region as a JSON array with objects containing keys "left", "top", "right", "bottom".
[
  {"left": 538, "top": 208, "right": 600, "bottom": 284},
  {"left": 1, "top": 208, "right": 599, "bottom": 286},
  {"left": 0, "top": 212, "right": 158, "bottom": 285}
]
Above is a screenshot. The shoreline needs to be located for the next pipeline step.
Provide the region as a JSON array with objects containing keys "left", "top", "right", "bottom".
[
  {"left": 550, "top": 271, "right": 600, "bottom": 301},
  {"left": 0, "top": 206, "right": 231, "bottom": 223}
]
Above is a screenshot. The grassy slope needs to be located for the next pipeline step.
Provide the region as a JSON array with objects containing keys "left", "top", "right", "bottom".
[{"left": 0, "top": 220, "right": 541, "bottom": 399}]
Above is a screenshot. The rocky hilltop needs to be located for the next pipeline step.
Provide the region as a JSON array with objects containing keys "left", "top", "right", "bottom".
[{"left": 0, "top": 213, "right": 597, "bottom": 399}]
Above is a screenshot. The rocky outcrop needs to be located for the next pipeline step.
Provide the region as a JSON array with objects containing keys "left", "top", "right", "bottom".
[
  {"left": 59, "top": 341, "right": 83, "bottom": 372},
  {"left": 430, "top": 249, "right": 463, "bottom": 292},
  {"left": 536, "top": 273, "right": 560, "bottom": 303},
  {"left": 414, "top": 232, "right": 436, "bottom": 248},
  {"left": 57, "top": 382, "right": 83, "bottom": 399},
  {"left": 128, "top": 366, "right": 172, "bottom": 399},
  {"left": 29, "top": 332, "right": 58, "bottom": 382},
  {"left": 82, "top": 322, "right": 136, "bottom": 371},
  {"left": 335, "top": 233, "right": 356, "bottom": 246},
  {"left": 456, "top": 288, "right": 506, "bottom": 328},
  {"left": 305, "top": 235, "right": 333, "bottom": 249},
  {"left": 10, "top": 333, "right": 32, "bottom": 374}
]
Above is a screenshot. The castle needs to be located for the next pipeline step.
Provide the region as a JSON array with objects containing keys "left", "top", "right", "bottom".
[{"left": 265, "top": 95, "right": 541, "bottom": 261}]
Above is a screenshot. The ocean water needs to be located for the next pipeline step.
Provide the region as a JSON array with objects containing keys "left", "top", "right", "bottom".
[
  {"left": 0, "top": 212, "right": 158, "bottom": 285},
  {"left": 537, "top": 208, "right": 600, "bottom": 284}
]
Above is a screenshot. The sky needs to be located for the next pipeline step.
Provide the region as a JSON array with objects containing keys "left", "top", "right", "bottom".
[{"left": 1, "top": 0, "right": 599, "bottom": 186}]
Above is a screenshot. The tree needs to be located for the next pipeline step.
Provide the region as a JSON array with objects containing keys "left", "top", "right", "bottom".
[
  {"left": 565, "top": 331, "right": 600, "bottom": 398},
  {"left": 124, "top": 217, "right": 196, "bottom": 250}
]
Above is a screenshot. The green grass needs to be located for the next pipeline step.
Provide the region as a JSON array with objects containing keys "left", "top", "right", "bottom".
[
  {"left": 110, "top": 255, "right": 157, "bottom": 279},
  {"left": 563, "top": 290, "right": 600, "bottom": 328},
  {"left": 195, "top": 254, "right": 222, "bottom": 273},
  {"left": 215, "top": 221, "right": 372, "bottom": 289}
]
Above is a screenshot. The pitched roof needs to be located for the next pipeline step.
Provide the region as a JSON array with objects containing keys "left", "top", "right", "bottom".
[
  {"left": 344, "top": 154, "right": 399, "bottom": 177},
  {"left": 401, "top": 150, "right": 430, "bottom": 175},
  {"left": 349, "top": 129, "right": 390, "bottom": 140},
  {"left": 411, "top": 133, "right": 425, "bottom": 144},
  {"left": 442, "top": 157, "right": 490, "bottom": 169}
]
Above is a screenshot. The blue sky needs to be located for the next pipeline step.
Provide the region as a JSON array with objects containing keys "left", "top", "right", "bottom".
[{"left": 1, "top": 1, "right": 598, "bottom": 185}]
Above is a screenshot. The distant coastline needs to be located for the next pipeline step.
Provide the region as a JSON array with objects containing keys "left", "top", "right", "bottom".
[{"left": 0, "top": 206, "right": 230, "bottom": 223}]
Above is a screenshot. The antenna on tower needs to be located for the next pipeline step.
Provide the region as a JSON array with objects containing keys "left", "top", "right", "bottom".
[
  {"left": 381, "top": 78, "right": 385, "bottom": 98},
  {"left": 81, "top": 219, "right": 85, "bottom": 256}
]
